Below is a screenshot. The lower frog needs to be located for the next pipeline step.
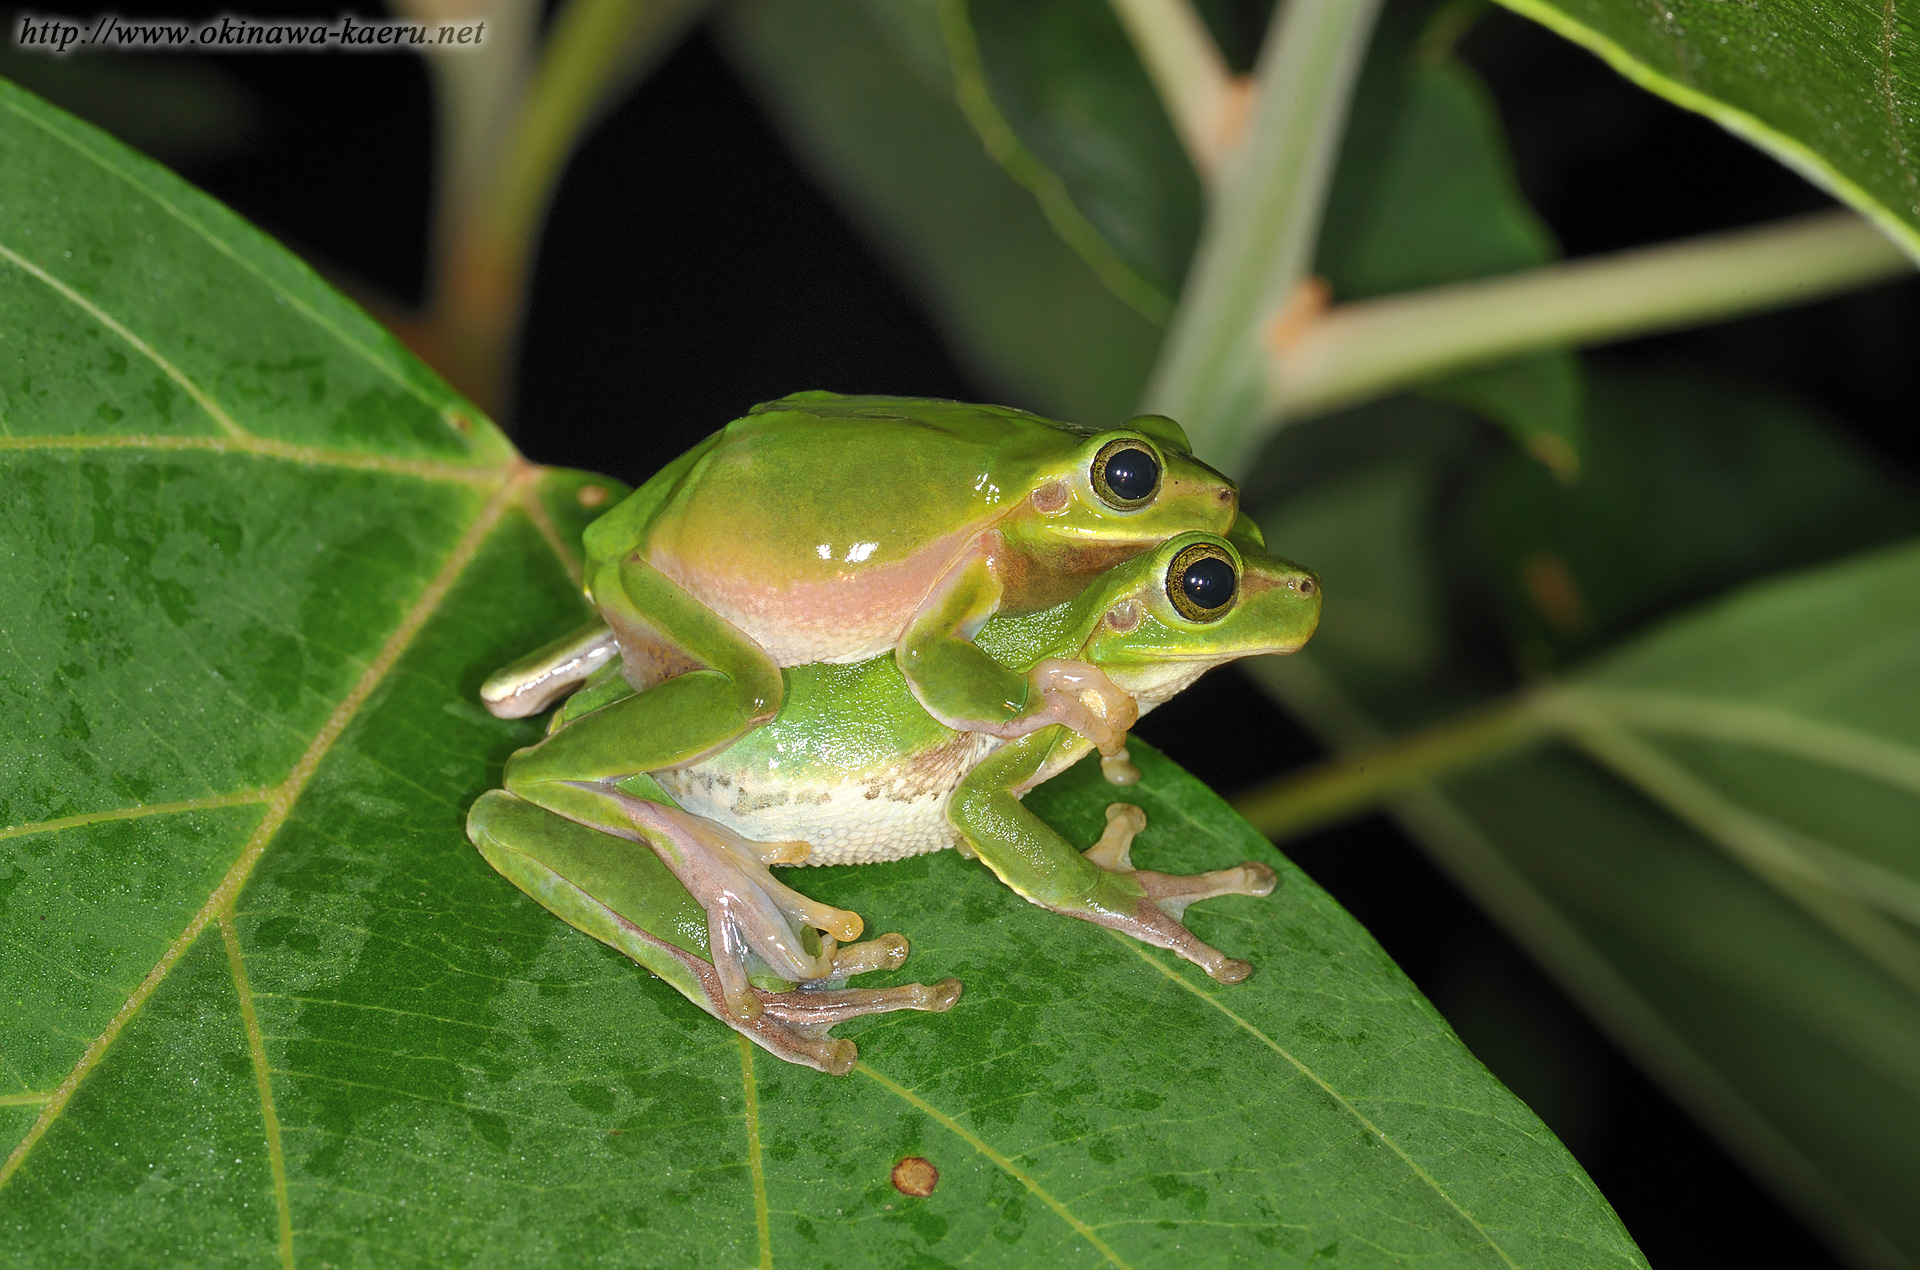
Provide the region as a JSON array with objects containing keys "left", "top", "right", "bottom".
[{"left": 468, "top": 532, "right": 1319, "bottom": 1072}]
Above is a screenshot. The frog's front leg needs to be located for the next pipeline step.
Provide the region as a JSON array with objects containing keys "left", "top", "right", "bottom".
[
  {"left": 899, "top": 546, "right": 1137, "bottom": 754},
  {"left": 950, "top": 730, "right": 1275, "bottom": 983},
  {"left": 468, "top": 791, "right": 960, "bottom": 1074}
]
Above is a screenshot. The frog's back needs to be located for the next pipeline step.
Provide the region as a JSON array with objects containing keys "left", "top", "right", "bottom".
[{"left": 628, "top": 393, "right": 1094, "bottom": 666}]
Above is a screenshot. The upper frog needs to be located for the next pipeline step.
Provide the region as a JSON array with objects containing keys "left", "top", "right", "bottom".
[{"left": 481, "top": 392, "right": 1243, "bottom": 765}]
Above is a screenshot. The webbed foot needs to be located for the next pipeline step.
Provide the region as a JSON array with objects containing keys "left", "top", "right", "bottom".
[
  {"left": 601, "top": 788, "right": 868, "bottom": 1020},
  {"left": 651, "top": 934, "right": 960, "bottom": 1074},
  {"left": 1027, "top": 658, "right": 1139, "bottom": 756},
  {"left": 1080, "top": 803, "right": 1276, "bottom": 983}
]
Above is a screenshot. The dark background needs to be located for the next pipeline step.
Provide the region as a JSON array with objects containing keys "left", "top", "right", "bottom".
[{"left": 17, "top": 6, "right": 1920, "bottom": 1264}]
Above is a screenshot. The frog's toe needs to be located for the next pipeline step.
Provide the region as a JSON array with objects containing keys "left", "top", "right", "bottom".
[
  {"left": 829, "top": 932, "right": 910, "bottom": 977},
  {"left": 740, "top": 978, "right": 962, "bottom": 1075},
  {"left": 1081, "top": 803, "right": 1275, "bottom": 984},
  {"left": 615, "top": 792, "right": 859, "bottom": 987}
]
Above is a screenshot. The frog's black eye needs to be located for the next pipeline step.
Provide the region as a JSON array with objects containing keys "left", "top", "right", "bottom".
[
  {"left": 1091, "top": 438, "right": 1161, "bottom": 509},
  {"left": 1167, "top": 543, "right": 1237, "bottom": 621}
]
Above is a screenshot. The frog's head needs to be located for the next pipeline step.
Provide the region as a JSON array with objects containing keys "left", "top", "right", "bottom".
[
  {"left": 1073, "top": 532, "right": 1320, "bottom": 711},
  {"left": 1000, "top": 414, "right": 1241, "bottom": 568}
]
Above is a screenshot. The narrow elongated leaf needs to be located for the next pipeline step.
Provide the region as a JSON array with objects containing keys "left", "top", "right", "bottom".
[
  {"left": 1254, "top": 526, "right": 1920, "bottom": 1264},
  {"left": 1491, "top": 0, "right": 1920, "bottom": 258},
  {"left": 717, "top": 0, "right": 1162, "bottom": 424},
  {"left": 1478, "top": 366, "right": 1920, "bottom": 668},
  {"left": 1320, "top": 52, "right": 1584, "bottom": 476},
  {"left": 964, "top": 0, "right": 1201, "bottom": 318},
  {"left": 1452, "top": 540, "right": 1920, "bottom": 1267},
  {"left": 0, "top": 80, "right": 1649, "bottom": 1265}
]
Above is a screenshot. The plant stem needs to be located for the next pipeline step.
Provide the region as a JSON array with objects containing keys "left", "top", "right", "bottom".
[
  {"left": 1142, "top": 0, "right": 1385, "bottom": 472},
  {"left": 1105, "top": 0, "right": 1243, "bottom": 179},
  {"left": 1265, "top": 209, "right": 1910, "bottom": 422},
  {"left": 425, "top": 0, "right": 706, "bottom": 418},
  {"left": 1233, "top": 689, "right": 1548, "bottom": 839}
]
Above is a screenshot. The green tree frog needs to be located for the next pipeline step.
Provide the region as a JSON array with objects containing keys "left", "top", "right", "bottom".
[
  {"left": 468, "top": 531, "right": 1320, "bottom": 1073},
  {"left": 478, "top": 393, "right": 1246, "bottom": 771}
]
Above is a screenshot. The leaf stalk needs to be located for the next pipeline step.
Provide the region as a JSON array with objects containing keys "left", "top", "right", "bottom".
[
  {"left": 1264, "top": 209, "right": 1911, "bottom": 425},
  {"left": 1142, "top": 0, "right": 1386, "bottom": 470},
  {"left": 1105, "top": 0, "right": 1249, "bottom": 179}
]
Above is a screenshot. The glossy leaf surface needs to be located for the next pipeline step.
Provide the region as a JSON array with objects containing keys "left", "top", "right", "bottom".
[
  {"left": 1492, "top": 0, "right": 1920, "bottom": 258},
  {"left": 0, "top": 79, "right": 1650, "bottom": 1266}
]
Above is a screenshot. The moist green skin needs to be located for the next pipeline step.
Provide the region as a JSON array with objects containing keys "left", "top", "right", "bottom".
[
  {"left": 480, "top": 392, "right": 1251, "bottom": 776},
  {"left": 468, "top": 528, "right": 1319, "bottom": 1075}
]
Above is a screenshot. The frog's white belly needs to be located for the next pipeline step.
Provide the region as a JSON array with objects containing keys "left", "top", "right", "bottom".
[{"left": 655, "top": 731, "right": 1002, "bottom": 866}]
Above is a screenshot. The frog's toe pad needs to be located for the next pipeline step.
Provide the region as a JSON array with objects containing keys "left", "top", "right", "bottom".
[{"left": 830, "top": 932, "right": 911, "bottom": 977}]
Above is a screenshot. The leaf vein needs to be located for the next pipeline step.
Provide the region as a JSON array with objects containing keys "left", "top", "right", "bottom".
[
  {"left": 855, "top": 1062, "right": 1135, "bottom": 1269},
  {"left": 1111, "top": 937, "right": 1520, "bottom": 1268},
  {"left": 0, "top": 466, "right": 527, "bottom": 1191}
]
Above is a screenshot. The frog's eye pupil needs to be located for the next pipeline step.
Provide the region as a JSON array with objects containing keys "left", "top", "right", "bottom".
[
  {"left": 1104, "top": 448, "right": 1158, "bottom": 501},
  {"left": 1181, "top": 557, "right": 1235, "bottom": 611},
  {"left": 1166, "top": 543, "right": 1237, "bottom": 621},
  {"left": 1091, "top": 438, "right": 1163, "bottom": 509}
]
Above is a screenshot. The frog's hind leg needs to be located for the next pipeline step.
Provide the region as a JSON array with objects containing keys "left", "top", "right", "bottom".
[
  {"left": 504, "top": 761, "right": 868, "bottom": 1021},
  {"left": 468, "top": 791, "right": 958, "bottom": 1075},
  {"left": 679, "top": 948, "right": 963, "bottom": 1076}
]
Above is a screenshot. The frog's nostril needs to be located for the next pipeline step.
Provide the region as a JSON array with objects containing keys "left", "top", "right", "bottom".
[{"left": 1297, "top": 577, "right": 1317, "bottom": 596}]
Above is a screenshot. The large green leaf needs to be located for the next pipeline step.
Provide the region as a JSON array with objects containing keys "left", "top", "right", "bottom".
[
  {"left": 717, "top": 0, "right": 1162, "bottom": 424},
  {"left": 1440, "top": 540, "right": 1920, "bottom": 1268},
  {"left": 1253, "top": 406, "right": 1920, "bottom": 1263},
  {"left": 0, "top": 79, "right": 1647, "bottom": 1265},
  {"left": 1492, "top": 0, "right": 1920, "bottom": 258}
]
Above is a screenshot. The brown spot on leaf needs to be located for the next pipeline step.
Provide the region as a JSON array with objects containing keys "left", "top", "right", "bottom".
[
  {"left": 891, "top": 1156, "right": 938, "bottom": 1197},
  {"left": 577, "top": 484, "right": 609, "bottom": 508}
]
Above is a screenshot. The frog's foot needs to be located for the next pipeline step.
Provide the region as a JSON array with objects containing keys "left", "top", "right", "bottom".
[
  {"left": 653, "top": 936, "right": 962, "bottom": 1075},
  {"left": 607, "top": 790, "right": 865, "bottom": 1020},
  {"left": 1020, "top": 658, "right": 1139, "bottom": 755},
  {"left": 1080, "top": 803, "right": 1276, "bottom": 984}
]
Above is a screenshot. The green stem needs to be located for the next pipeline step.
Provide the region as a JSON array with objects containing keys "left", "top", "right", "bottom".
[
  {"left": 1233, "top": 689, "right": 1548, "bottom": 840},
  {"left": 1265, "top": 209, "right": 1909, "bottom": 422},
  {"left": 1105, "top": 0, "right": 1240, "bottom": 178},
  {"left": 1142, "top": 0, "right": 1385, "bottom": 473}
]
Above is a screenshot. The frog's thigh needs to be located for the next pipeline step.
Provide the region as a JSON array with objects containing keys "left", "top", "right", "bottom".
[
  {"left": 468, "top": 789, "right": 714, "bottom": 997},
  {"left": 600, "top": 553, "right": 782, "bottom": 731}
]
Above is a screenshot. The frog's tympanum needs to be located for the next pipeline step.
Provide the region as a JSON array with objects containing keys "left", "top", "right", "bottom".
[
  {"left": 471, "top": 441, "right": 1321, "bottom": 1071},
  {"left": 478, "top": 392, "right": 1247, "bottom": 761}
]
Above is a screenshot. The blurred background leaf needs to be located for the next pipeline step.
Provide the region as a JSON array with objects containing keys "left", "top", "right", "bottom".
[{"left": 1489, "top": 0, "right": 1920, "bottom": 259}]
